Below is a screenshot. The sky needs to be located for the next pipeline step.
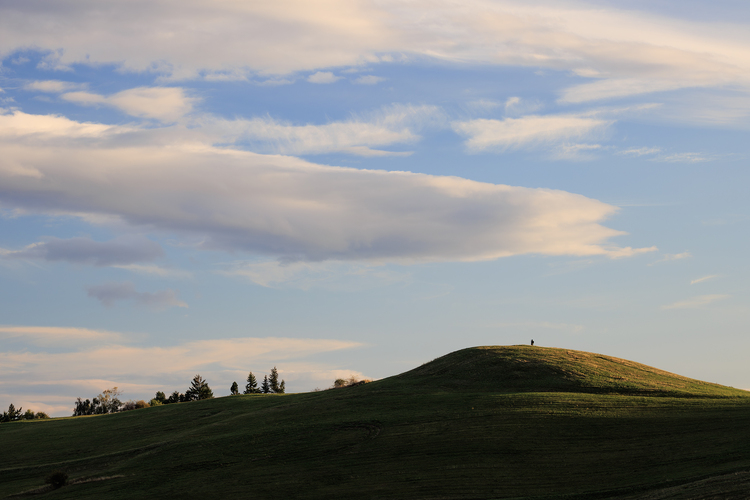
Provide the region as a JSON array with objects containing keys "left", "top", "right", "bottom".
[{"left": 1, "top": 0, "right": 749, "bottom": 416}]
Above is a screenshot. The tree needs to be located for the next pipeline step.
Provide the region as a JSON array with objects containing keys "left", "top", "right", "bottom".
[
  {"left": 261, "top": 375, "right": 271, "bottom": 394},
  {"left": 23, "top": 409, "right": 35, "bottom": 420},
  {"left": 244, "top": 371, "right": 260, "bottom": 394},
  {"left": 230, "top": 381, "right": 239, "bottom": 395},
  {"left": 269, "top": 366, "right": 285, "bottom": 394},
  {"left": 167, "top": 391, "right": 181, "bottom": 404},
  {"left": 1, "top": 403, "right": 23, "bottom": 422},
  {"left": 154, "top": 391, "right": 167, "bottom": 404},
  {"left": 185, "top": 374, "right": 214, "bottom": 401},
  {"left": 35, "top": 412, "right": 50, "bottom": 419}
]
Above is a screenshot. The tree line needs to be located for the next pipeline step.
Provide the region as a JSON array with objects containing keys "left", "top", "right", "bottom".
[
  {"left": 72, "top": 367, "right": 286, "bottom": 416},
  {"left": 1, "top": 404, "right": 50, "bottom": 423}
]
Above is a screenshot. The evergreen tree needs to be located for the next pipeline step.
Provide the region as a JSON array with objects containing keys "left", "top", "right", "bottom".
[
  {"left": 230, "top": 381, "right": 239, "bottom": 395},
  {"left": 269, "top": 366, "right": 285, "bottom": 393},
  {"left": 244, "top": 371, "right": 260, "bottom": 394},
  {"left": 185, "top": 374, "right": 214, "bottom": 401},
  {"left": 278, "top": 380, "right": 285, "bottom": 394},
  {"left": 154, "top": 391, "right": 167, "bottom": 404},
  {"left": 261, "top": 375, "right": 271, "bottom": 394},
  {"left": 167, "top": 391, "right": 181, "bottom": 404}
]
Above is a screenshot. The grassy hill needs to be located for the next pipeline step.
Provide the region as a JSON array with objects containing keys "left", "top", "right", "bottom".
[{"left": 2, "top": 345, "right": 750, "bottom": 499}]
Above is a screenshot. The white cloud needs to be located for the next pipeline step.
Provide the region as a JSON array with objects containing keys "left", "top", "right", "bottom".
[
  {"left": 0, "top": 331, "right": 364, "bottom": 416},
  {"left": 307, "top": 71, "right": 341, "bottom": 84},
  {"left": 353, "top": 75, "right": 385, "bottom": 85},
  {"left": 618, "top": 147, "right": 662, "bottom": 156},
  {"left": 0, "top": 111, "right": 651, "bottom": 263},
  {"left": 654, "top": 152, "right": 709, "bottom": 163},
  {"left": 0, "top": 325, "right": 124, "bottom": 346},
  {"left": 24, "top": 80, "right": 86, "bottom": 93},
  {"left": 452, "top": 114, "right": 611, "bottom": 153},
  {"left": 3, "top": 236, "right": 163, "bottom": 266},
  {"left": 691, "top": 275, "right": 719, "bottom": 285},
  {"left": 61, "top": 87, "right": 196, "bottom": 122},
  {"left": 1, "top": 0, "right": 749, "bottom": 110},
  {"left": 203, "top": 103, "right": 442, "bottom": 156},
  {"left": 662, "top": 294, "right": 730, "bottom": 310},
  {"left": 86, "top": 282, "right": 188, "bottom": 309},
  {"left": 649, "top": 251, "right": 691, "bottom": 265}
]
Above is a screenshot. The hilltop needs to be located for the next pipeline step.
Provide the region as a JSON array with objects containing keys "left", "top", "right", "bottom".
[
  {"left": 1, "top": 346, "right": 749, "bottom": 499},
  {"left": 392, "top": 345, "right": 747, "bottom": 397}
]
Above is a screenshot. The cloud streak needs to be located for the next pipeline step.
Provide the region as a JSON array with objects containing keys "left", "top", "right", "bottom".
[
  {"left": 86, "top": 282, "right": 187, "bottom": 309},
  {"left": 61, "top": 87, "right": 196, "bottom": 122},
  {"left": 662, "top": 294, "right": 730, "bottom": 310},
  {"left": 452, "top": 114, "right": 611, "bottom": 153},
  {"left": 3, "top": 236, "right": 163, "bottom": 266}
]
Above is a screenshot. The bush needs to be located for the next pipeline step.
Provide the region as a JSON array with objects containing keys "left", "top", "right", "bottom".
[
  {"left": 149, "top": 398, "right": 163, "bottom": 406},
  {"left": 45, "top": 470, "right": 68, "bottom": 489},
  {"left": 332, "top": 376, "right": 371, "bottom": 389},
  {"left": 35, "top": 412, "right": 50, "bottom": 419}
]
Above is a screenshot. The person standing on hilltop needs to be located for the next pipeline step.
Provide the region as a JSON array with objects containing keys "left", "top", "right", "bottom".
[{"left": 531, "top": 339, "right": 534, "bottom": 346}]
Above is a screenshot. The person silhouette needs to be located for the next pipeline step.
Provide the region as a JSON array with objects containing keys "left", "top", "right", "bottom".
[{"left": 531, "top": 339, "right": 534, "bottom": 346}]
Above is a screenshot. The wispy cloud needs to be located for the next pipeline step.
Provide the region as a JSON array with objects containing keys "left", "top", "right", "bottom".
[
  {"left": 691, "top": 275, "right": 719, "bottom": 285},
  {"left": 86, "top": 282, "right": 188, "bottom": 309},
  {"left": 353, "top": 75, "right": 385, "bottom": 85},
  {"left": 61, "top": 87, "right": 197, "bottom": 122},
  {"left": 452, "top": 114, "right": 611, "bottom": 154},
  {"left": 662, "top": 294, "right": 729, "bottom": 310},
  {"left": 307, "top": 71, "right": 341, "bottom": 84},
  {"left": 653, "top": 152, "right": 709, "bottom": 163},
  {"left": 649, "top": 251, "right": 691, "bottom": 266},
  {"left": 618, "top": 147, "right": 662, "bottom": 157},
  {"left": 3, "top": 236, "right": 163, "bottom": 267},
  {"left": 204, "top": 103, "right": 441, "bottom": 156},
  {"left": 24, "top": 80, "right": 87, "bottom": 93},
  {"left": 0, "top": 325, "right": 125, "bottom": 346}
]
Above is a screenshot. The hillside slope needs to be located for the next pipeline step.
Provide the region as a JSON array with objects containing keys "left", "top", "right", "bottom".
[{"left": 1, "top": 346, "right": 749, "bottom": 499}]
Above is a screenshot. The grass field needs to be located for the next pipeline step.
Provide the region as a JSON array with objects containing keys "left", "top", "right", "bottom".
[{"left": 2, "top": 346, "right": 750, "bottom": 499}]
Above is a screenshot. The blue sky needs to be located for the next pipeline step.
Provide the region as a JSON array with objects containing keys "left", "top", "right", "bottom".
[{"left": 1, "top": 0, "right": 749, "bottom": 416}]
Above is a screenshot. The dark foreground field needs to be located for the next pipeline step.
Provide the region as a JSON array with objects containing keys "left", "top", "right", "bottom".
[{"left": 2, "top": 346, "right": 750, "bottom": 499}]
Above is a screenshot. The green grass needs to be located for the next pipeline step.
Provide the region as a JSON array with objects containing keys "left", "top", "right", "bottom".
[{"left": 2, "top": 345, "right": 750, "bottom": 499}]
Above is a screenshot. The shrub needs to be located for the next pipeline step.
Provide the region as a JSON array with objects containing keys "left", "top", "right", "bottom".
[
  {"left": 149, "top": 399, "right": 163, "bottom": 406},
  {"left": 35, "top": 412, "right": 50, "bottom": 419},
  {"left": 45, "top": 470, "right": 68, "bottom": 489},
  {"left": 135, "top": 400, "right": 149, "bottom": 409}
]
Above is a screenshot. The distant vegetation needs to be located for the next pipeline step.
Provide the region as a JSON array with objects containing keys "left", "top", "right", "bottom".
[
  {"left": 0, "top": 404, "right": 49, "bottom": 422},
  {"left": 71, "top": 367, "right": 286, "bottom": 416}
]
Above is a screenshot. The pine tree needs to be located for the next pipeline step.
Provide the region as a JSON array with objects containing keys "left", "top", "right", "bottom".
[
  {"left": 278, "top": 380, "right": 285, "bottom": 394},
  {"left": 269, "top": 366, "right": 285, "bottom": 393},
  {"left": 244, "top": 371, "right": 260, "bottom": 394},
  {"left": 230, "top": 381, "right": 239, "bottom": 395},
  {"left": 261, "top": 375, "right": 271, "bottom": 394},
  {"left": 185, "top": 374, "right": 214, "bottom": 401}
]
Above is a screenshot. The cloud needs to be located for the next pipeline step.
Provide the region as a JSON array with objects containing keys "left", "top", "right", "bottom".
[
  {"left": 221, "top": 259, "right": 409, "bottom": 290},
  {"left": 653, "top": 152, "right": 709, "bottom": 163},
  {"left": 24, "top": 80, "right": 86, "bottom": 93},
  {"left": 2, "top": 0, "right": 749, "bottom": 110},
  {"left": 205, "top": 104, "right": 440, "bottom": 156},
  {"left": 0, "top": 110, "right": 651, "bottom": 263},
  {"left": 691, "top": 275, "right": 719, "bottom": 285},
  {"left": 0, "top": 325, "right": 124, "bottom": 346},
  {"left": 86, "top": 282, "right": 187, "bottom": 309},
  {"left": 452, "top": 114, "right": 611, "bottom": 153},
  {"left": 618, "top": 147, "right": 661, "bottom": 157},
  {"left": 353, "top": 75, "right": 385, "bottom": 85},
  {"left": 3, "top": 236, "right": 163, "bottom": 266},
  {"left": 307, "top": 71, "right": 341, "bottom": 84},
  {"left": 662, "top": 294, "right": 730, "bottom": 310},
  {"left": 649, "top": 251, "right": 691, "bottom": 266},
  {"left": 0, "top": 331, "right": 363, "bottom": 416},
  {"left": 61, "top": 87, "right": 196, "bottom": 122}
]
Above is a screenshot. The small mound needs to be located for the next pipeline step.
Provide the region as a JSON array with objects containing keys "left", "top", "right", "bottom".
[{"left": 392, "top": 346, "right": 747, "bottom": 397}]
